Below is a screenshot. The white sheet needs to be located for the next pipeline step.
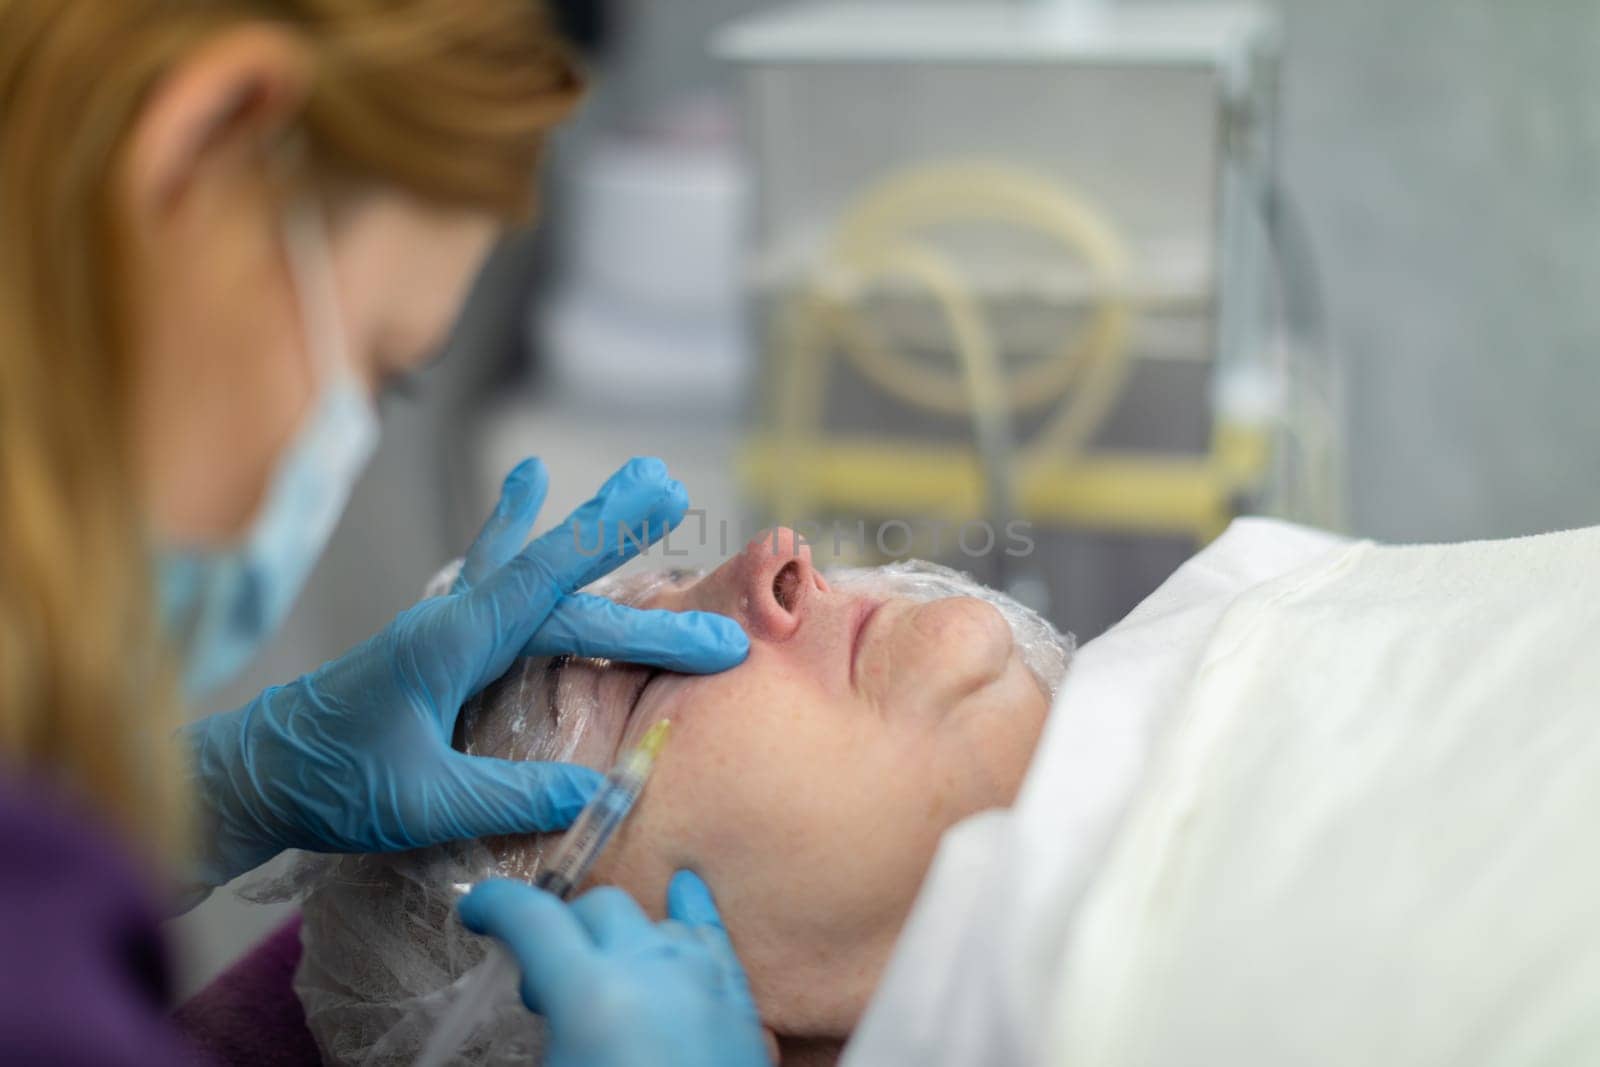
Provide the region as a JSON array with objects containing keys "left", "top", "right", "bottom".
[
  {"left": 1051, "top": 522, "right": 1600, "bottom": 1066},
  {"left": 844, "top": 518, "right": 1351, "bottom": 1067}
]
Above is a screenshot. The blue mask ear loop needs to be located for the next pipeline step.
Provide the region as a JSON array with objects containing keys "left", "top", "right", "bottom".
[
  {"left": 281, "top": 191, "right": 362, "bottom": 397},
  {"left": 155, "top": 187, "right": 382, "bottom": 700}
]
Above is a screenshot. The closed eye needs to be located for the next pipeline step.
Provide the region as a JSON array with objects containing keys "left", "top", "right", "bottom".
[
  {"left": 545, "top": 655, "right": 569, "bottom": 722},
  {"left": 630, "top": 667, "right": 662, "bottom": 720}
]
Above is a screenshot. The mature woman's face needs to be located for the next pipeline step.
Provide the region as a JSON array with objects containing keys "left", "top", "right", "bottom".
[{"left": 463, "top": 528, "right": 1050, "bottom": 1043}]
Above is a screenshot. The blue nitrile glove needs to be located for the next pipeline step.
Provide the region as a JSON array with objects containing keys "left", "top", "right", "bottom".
[
  {"left": 182, "top": 458, "right": 749, "bottom": 887},
  {"left": 459, "top": 871, "right": 772, "bottom": 1067}
]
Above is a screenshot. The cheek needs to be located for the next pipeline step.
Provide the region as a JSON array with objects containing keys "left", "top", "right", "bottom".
[
  {"left": 591, "top": 669, "right": 921, "bottom": 915},
  {"left": 941, "top": 664, "right": 1049, "bottom": 813},
  {"left": 132, "top": 207, "right": 313, "bottom": 542},
  {"left": 609, "top": 680, "right": 853, "bottom": 879},
  {"left": 883, "top": 598, "right": 1016, "bottom": 714},
  {"left": 336, "top": 203, "right": 496, "bottom": 379},
  {"left": 376, "top": 252, "right": 478, "bottom": 363}
]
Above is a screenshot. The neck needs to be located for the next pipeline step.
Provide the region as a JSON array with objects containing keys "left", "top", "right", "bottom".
[{"left": 777, "top": 1035, "right": 845, "bottom": 1067}]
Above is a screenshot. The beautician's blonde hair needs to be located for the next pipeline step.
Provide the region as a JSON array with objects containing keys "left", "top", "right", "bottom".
[{"left": 0, "top": 0, "right": 582, "bottom": 867}]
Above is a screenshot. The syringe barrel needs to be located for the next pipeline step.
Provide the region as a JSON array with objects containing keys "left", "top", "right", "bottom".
[{"left": 532, "top": 769, "right": 645, "bottom": 900}]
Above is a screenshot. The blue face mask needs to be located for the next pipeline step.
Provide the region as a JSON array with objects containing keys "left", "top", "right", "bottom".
[{"left": 158, "top": 201, "right": 380, "bottom": 699}]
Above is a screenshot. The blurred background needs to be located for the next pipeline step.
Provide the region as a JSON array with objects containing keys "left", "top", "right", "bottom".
[{"left": 172, "top": 0, "right": 1600, "bottom": 991}]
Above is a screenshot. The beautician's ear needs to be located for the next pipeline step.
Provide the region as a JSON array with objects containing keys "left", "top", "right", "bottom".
[{"left": 120, "top": 25, "right": 311, "bottom": 214}]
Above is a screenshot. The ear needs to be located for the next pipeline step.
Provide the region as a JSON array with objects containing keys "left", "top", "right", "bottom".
[{"left": 121, "top": 25, "right": 312, "bottom": 217}]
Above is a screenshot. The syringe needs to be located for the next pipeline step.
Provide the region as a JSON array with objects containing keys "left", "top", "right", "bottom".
[
  {"left": 414, "top": 720, "right": 672, "bottom": 1067},
  {"left": 534, "top": 718, "right": 671, "bottom": 899}
]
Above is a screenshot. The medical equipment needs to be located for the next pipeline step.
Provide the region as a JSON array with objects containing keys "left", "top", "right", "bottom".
[
  {"left": 413, "top": 719, "right": 672, "bottom": 1067},
  {"left": 536, "top": 110, "right": 750, "bottom": 414},
  {"left": 532, "top": 718, "right": 672, "bottom": 899},
  {"left": 718, "top": 3, "right": 1339, "bottom": 636}
]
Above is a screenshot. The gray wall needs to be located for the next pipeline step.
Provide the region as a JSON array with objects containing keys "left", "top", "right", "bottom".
[{"left": 1262, "top": 0, "right": 1600, "bottom": 540}]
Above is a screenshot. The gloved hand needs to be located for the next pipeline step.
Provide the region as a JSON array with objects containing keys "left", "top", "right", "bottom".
[
  {"left": 460, "top": 872, "right": 773, "bottom": 1067},
  {"left": 182, "top": 458, "right": 749, "bottom": 887}
]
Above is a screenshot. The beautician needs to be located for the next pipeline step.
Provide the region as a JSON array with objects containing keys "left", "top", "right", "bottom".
[{"left": 0, "top": 1, "right": 768, "bottom": 1062}]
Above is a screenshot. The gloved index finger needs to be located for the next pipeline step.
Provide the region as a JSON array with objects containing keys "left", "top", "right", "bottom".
[
  {"left": 529, "top": 595, "right": 749, "bottom": 674},
  {"left": 461, "top": 458, "right": 690, "bottom": 692},
  {"left": 459, "top": 879, "right": 596, "bottom": 1019},
  {"left": 454, "top": 458, "right": 549, "bottom": 594},
  {"left": 505, "top": 457, "right": 689, "bottom": 597}
]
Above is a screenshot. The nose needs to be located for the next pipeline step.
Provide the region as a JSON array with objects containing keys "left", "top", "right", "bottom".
[{"left": 738, "top": 527, "right": 823, "bottom": 640}]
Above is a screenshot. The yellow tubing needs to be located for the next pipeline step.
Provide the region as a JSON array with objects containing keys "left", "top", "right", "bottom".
[
  {"left": 815, "top": 162, "right": 1133, "bottom": 428},
  {"left": 739, "top": 434, "right": 1265, "bottom": 543},
  {"left": 758, "top": 159, "right": 1269, "bottom": 544}
]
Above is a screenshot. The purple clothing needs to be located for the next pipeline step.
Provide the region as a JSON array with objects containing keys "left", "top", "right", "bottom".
[
  {"left": 0, "top": 769, "right": 204, "bottom": 1065},
  {"left": 172, "top": 919, "right": 319, "bottom": 1067},
  {"left": 0, "top": 769, "right": 331, "bottom": 1065}
]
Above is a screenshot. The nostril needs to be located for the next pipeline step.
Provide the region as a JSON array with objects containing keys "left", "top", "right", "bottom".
[{"left": 772, "top": 560, "right": 802, "bottom": 612}]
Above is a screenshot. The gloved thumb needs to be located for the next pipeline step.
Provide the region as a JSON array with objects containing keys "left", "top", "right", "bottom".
[
  {"left": 667, "top": 870, "right": 762, "bottom": 1015},
  {"left": 440, "top": 754, "right": 604, "bottom": 838},
  {"left": 666, "top": 869, "right": 725, "bottom": 928}
]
